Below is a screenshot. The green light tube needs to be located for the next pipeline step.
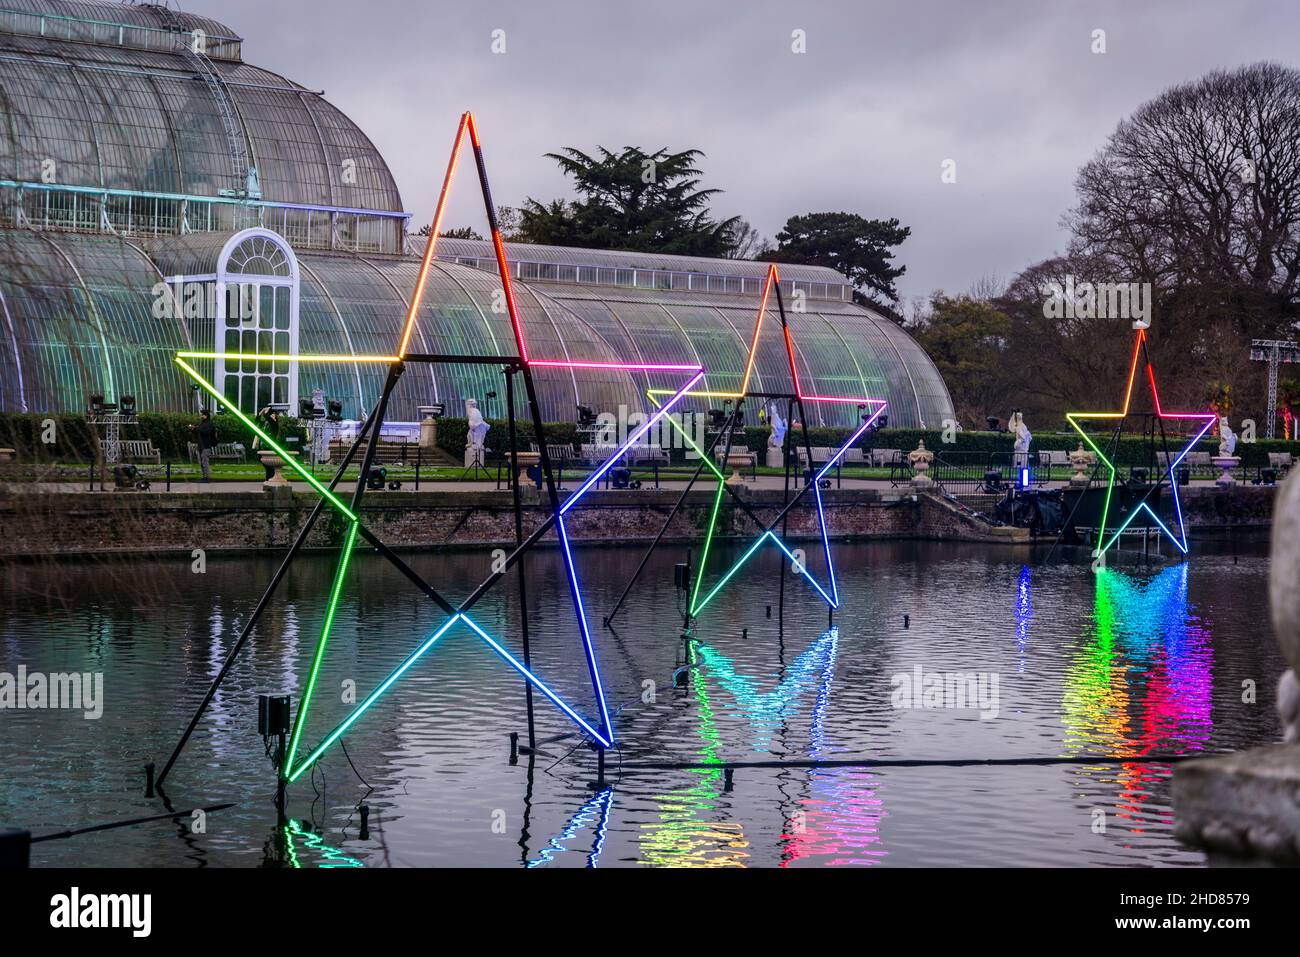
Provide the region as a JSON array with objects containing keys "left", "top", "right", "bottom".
[
  {"left": 174, "top": 357, "right": 357, "bottom": 521},
  {"left": 284, "top": 520, "right": 360, "bottom": 773},
  {"left": 692, "top": 530, "right": 774, "bottom": 615},
  {"left": 287, "top": 613, "right": 464, "bottom": 782}
]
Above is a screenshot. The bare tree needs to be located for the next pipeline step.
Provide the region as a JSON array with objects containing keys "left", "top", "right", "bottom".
[{"left": 1055, "top": 62, "right": 1300, "bottom": 421}]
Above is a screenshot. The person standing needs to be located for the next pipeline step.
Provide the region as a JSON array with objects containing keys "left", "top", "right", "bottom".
[
  {"left": 193, "top": 409, "right": 218, "bottom": 483},
  {"left": 256, "top": 406, "right": 282, "bottom": 479}
]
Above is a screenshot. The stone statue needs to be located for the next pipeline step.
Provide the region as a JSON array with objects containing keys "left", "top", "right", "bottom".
[
  {"left": 1010, "top": 410, "right": 1032, "bottom": 466},
  {"left": 767, "top": 404, "right": 787, "bottom": 449},
  {"left": 1271, "top": 475, "right": 1300, "bottom": 742},
  {"left": 1219, "top": 417, "right": 1237, "bottom": 457},
  {"left": 465, "top": 398, "right": 489, "bottom": 467},
  {"left": 1170, "top": 463, "right": 1300, "bottom": 863}
]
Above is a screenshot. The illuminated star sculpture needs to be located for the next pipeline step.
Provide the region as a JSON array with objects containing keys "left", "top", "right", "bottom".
[
  {"left": 624, "top": 264, "right": 885, "bottom": 623},
  {"left": 159, "top": 112, "right": 704, "bottom": 788},
  {"left": 1066, "top": 328, "right": 1214, "bottom": 558}
]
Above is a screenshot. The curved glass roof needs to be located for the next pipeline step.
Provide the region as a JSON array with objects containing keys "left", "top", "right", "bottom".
[
  {"left": 0, "top": 13, "right": 401, "bottom": 212},
  {"left": 0, "top": 2, "right": 953, "bottom": 432},
  {"left": 0, "top": 228, "right": 952, "bottom": 428},
  {"left": 1, "top": 1, "right": 242, "bottom": 59}
]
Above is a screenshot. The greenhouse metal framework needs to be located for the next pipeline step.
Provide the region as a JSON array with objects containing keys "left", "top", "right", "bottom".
[
  {"left": 0, "top": 0, "right": 953, "bottom": 429},
  {"left": 158, "top": 111, "right": 706, "bottom": 790},
  {"left": 606, "top": 263, "right": 886, "bottom": 631}
]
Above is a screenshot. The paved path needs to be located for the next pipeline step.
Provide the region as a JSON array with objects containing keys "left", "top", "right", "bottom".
[{"left": 13, "top": 477, "right": 1240, "bottom": 495}]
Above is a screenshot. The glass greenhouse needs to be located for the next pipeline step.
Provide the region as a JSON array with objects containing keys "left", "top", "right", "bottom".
[{"left": 0, "top": 0, "right": 953, "bottom": 428}]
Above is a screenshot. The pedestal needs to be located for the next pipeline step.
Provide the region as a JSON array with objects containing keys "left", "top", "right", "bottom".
[
  {"left": 464, "top": 446, "right": 486, "bottom": 469},
  {"left": 765, "top": 447, "right": 784, "bottom": 469},
  {"left": 1212, "top": 455, "right": 1240, "bottom": 487},
  {"left": 420, "top": 418, "right": 438, "bottom": 450},
  {"left": 909, "top": 474, "right": 934, "bottom": 489}
]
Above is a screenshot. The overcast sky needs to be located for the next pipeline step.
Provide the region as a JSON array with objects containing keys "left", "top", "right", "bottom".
[{"left": 189, "top": 0, "right": 1300, "bottom": 310}]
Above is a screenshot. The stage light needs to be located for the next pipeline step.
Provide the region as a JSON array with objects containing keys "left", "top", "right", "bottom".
[
  {"left": 327, "top": 400, "right": 343, "bottom": 421},
  {"left": 118, "top": 394, "right": 136, "bottom": 416},
  {"left": 577, "top": 405, "right": 598, "bottom": 427}
]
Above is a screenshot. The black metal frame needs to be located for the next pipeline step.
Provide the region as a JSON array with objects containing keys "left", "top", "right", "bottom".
[
  {"left": 156, "top": 130, "right": 610, "bottom": 797},
  {"left": 604, "top": 282, "right": 842, "bottom": 634}
]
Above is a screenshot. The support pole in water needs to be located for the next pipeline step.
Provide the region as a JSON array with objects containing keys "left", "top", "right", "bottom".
[{"left": 144, "top": 762, "right": 155, "bottom": 798}]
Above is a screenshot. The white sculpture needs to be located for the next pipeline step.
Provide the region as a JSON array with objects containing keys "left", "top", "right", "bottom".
[
  {"left": 767, "top": 404, "right": 787, "bottom": 449},
  {"left": 1219, "top": 417, "right": 1238, "bottom": 457},
  {"left": 1010, "top": 410, "right": 1032, "bottom": 466},
  {"left": 465, "top": 398, "right": 489, "bottom": 467}
]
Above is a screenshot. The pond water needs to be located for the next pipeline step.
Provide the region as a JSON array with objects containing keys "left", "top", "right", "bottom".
[{"left": 0, "top": 537, "right": 1282, "bottom": 867}]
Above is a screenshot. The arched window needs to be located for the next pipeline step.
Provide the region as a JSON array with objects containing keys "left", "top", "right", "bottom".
[{"left": 214, "top": 228, "right": 300, "bottom": 415}]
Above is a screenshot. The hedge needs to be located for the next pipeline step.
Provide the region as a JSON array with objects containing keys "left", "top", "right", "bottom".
[
  {"left": 0, "top": 411, "right": 306, "bottom": 462},
  {"left": 4, "top": 411, "right": 1297, "bottom": 471}
]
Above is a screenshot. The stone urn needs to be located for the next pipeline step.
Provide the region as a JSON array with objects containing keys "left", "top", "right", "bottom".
[
  {"left": 259, "top": 450, "right": 297, "bottom": 488},
  {"left": 1212, "top": 455, "right": 1240, "bottom": 487},
  {"left": 1068, "top": 442, "right": 1095, "bottom": 486},
  {"left": 908, "top": 440, "right": 935, "bottom": 488}
]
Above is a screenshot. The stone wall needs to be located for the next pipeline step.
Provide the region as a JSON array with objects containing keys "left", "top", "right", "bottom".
[
  {"left": 0, "top": 483, "right": 1272, "bottom": 559},
  {"left": 0, "top": 486, "right": 1026, "bottom": 558}
]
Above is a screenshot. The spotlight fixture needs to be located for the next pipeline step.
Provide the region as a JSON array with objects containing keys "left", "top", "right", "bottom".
[
  {"left": 986, "top": 416, "right": 1000, "bottom": 432},
  {"left": 576, "top": 405, "right": 598, "bottom": 427},
  {"left": 326, "top": 399, "right": 343, "bottom": 422},
  {"left": 118, "top": 394, "right": 136, "bottom": 416},
  {"left": 88, "top": 393, "right": 104, "bottom": 415}
]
